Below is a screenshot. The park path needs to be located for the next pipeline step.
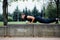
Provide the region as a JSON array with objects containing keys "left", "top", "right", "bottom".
[{"left": 0, "top": 37, "right": 60, "bottom": 40}]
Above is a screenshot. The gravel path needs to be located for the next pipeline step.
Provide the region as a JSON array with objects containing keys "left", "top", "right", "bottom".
[{"left": 0, "top": 37, "right": 60, "bottom": 40}]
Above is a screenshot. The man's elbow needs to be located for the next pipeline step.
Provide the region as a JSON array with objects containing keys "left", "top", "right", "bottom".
[{"left": 33, "top": 17, "right": 35, "bottom": 20}]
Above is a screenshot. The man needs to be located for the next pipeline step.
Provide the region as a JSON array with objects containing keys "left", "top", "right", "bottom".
[{"left": 21, "top": 13, "right": 56, "bottom": 23}]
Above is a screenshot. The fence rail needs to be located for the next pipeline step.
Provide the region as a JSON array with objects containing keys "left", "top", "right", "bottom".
[{"left": 0, "top": 24, "right": 60, "bottom": 37}]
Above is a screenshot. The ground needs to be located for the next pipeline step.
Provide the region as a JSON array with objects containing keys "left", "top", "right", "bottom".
[{"left": 0, "top": 37, "right": 60, "bottom": 40}]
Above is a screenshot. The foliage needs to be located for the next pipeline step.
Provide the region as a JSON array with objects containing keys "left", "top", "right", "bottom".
[
  {"left": 23, "top": 7, "right": 28, "bottom": 15},
  {"left": 59, "top": 4, "right": 60, "bottom": 18},
  {"left": 0, "top": 14, "right": 3, "bottom": 21},
  {"left": 45, "top": 1, "right": 57, "bottom": 18},
  {"left": 32, "top": 6, "right": 40, "bottom": 17},
  {"left": 45, "top": 0, "right": 60, "bottom": 18},
  {"left": 8, "top": 16, "right": 13, "bottom": 21},
  {"left": 13, "top": 6, "right": 22, "bottom": 21}
]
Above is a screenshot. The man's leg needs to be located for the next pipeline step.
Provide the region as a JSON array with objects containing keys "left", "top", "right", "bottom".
[{"left": 36, "top": 16, "right": 56, "bottom": 23}]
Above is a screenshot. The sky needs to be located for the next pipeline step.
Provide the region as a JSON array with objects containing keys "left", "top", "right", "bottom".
[{"left": 0, "top": 0, "right": 49, "bottom": 14}]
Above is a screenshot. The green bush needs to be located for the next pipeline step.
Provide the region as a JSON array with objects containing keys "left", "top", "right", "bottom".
[{"left": 8, "top": 16, "right": 13, "bottom": 21}]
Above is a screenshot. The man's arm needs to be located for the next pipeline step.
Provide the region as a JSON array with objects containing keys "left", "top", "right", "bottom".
[{"left": 27, "top": 16, "right": 35, "bottom": 23}]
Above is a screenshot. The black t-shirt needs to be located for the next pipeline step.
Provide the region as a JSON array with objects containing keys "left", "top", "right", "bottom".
[{"left": 24, "top": 15, "right": 37, "bottom": 23}]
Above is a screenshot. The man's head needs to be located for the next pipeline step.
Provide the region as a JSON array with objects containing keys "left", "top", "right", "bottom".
[{"left": 21, "top": 13, "right": 25, "bottom": 19}]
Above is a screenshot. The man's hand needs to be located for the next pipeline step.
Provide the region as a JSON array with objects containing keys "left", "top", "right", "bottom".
[{"left": 26, "top": 22, "right": 33, "bottom": 24}]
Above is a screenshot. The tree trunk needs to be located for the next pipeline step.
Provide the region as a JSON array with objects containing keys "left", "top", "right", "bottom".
[
  {"left": 56, "top": 0, "right": 59, "bottom": 24},
  {"left": 3, "top": 0, "right": 8, "bottom": 26}
]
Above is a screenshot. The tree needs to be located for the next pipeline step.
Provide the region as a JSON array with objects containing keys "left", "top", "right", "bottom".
[
  {"left": 23, "top": 7, "right": 28, "bottom": 15},
  {"left": 32, "top": 6, "right": 39, "bottom": 17},
  {"left": 58, "top": 0, "right": 60, "bottom": 17},
  {"left": 46, "top": 0, "right": 57, "bottom": 18},
  {"left": 13, "top": 6, "right": 21, "bottom": 21},
  {"left": 8, "top": 13, "right": 12, "bottom": 17},
  {"left": 0, "top": 14, "right": 3, "bottom": 21},
  {"left": 8, "top": 13, "right": 13, "bottom": 21},
  {"left": 14, "top": 0, "right": 18, "bottom": 2},
  {"left": 3, "top": 0, "right": 8, "bottom": 25},
  {"left": 56, "top": 0, "right": 60, "bottom": 23},
  {"left": 40, "top": 9, "right": 45, "bottom": 17},
  {"left": 27, "top": 10, "right": 32, "bottom": 16}
]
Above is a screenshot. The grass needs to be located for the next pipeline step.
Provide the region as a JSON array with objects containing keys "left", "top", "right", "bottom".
[
  {"left": 0, "top": 22, "right": 3, "bottom": 26},
  {"left": 8, "top": 21, "right": 26, "bottom": 24},
  {"left": 8, "top": 21, "right": 60, "bottom": 24},
  {"left": 0, "top": 21, "right": 60, "bottom": 26}
]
